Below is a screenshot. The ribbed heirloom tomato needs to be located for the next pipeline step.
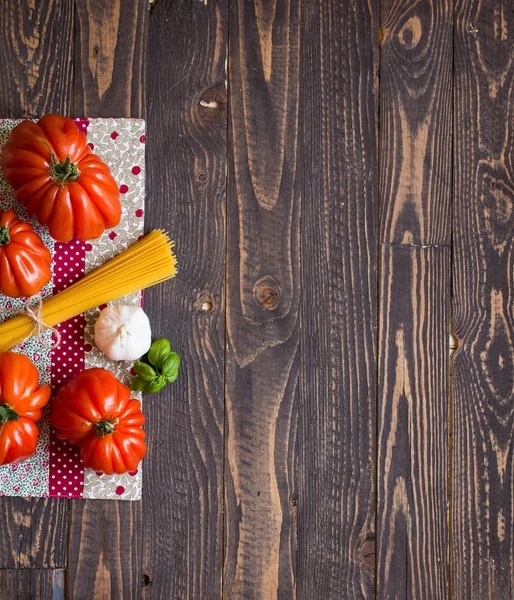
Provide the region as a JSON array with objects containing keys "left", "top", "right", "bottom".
[
  {"left": 0, "top": 208, "right": 51, "bottom": 298},
  {"left": 1, "top": 115, "right": 121, "bottom": 242},
  {"left": 0, "top": 351, "right": 51, "bottom": 465},
  {"left": 50, "top": 368, "right": 147, "bottom": 475}
]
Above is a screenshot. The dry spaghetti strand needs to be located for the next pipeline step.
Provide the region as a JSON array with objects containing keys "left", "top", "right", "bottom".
[{"left": 0, "top": 230, "right": 177, "bottom": 351}]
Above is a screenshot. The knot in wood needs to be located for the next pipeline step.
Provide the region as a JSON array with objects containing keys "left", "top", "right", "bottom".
[
  {"left": 195, "top": 289, "right": 215, "bottom": 313},
  {"left": 398, "top": 16, "right": 422, "bottom": 49},
  {"left": 253, "top": 276, "right": 280, "bottom": 311},
  {"left": 360, "top": 539, "right": 375, "bottom": 570},
  {"left": 199, "top": 87, "right": 227, "bottom": 121}
]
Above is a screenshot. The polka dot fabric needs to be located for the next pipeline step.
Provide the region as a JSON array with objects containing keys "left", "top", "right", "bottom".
[
  {"left": 0, "top": 118, "right": 145, "bottom": 501},
  {"left": 0, "top": 120, "right": 54, "bottom": 498},
  {"left": 51, "top": 239, "right": 86, "bottom": 498},
  {"left": 82, "top": 118, "right": 145, "bottom": 501},
  {"left": 52, "top": 239, "right": 86, "bottom": 293},
  {"left": 49, "top": 438, "right": 83, "bottom": 498}
]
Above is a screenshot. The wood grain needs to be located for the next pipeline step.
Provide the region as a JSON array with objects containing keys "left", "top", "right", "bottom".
[
  {"left": 67, "top": 1, "right": 148, "bottom": 598},
  {"left": 223, "top": 1, "right": 300, "bottom": 598},
  {"left": 0, "top": 0, "right": 72, "bottom": 572},
  {"left": 294, "top": 0, "right": 378, "bottom": 598},
  {"left": 380, "top": 0, "right": 453, "bottom": 245},
  {"left": 377, "top": 246, "right": 450, "bottom": 598},
  {"left": 74, "top": 0, "right": 147, "bottom": 118},
  {"left": 0, "top": 0, "right": 74, "bottom": 118},
  {"left": 67, "top": 501, "right": 142, "bottom": 600},
  {"left": 143, "top": 1, "right": 227, "bottom": 598},
  {"left": 0, "top": 568, "right": 64, "bottom": 600},
  {"left": 452, "top": 1, "right": 514, "bottom": 596},
  {"left": 0, "top": 498, "right": 69, "bottom": 569},
  {"left": 5, "top": 1, "right": 514, "bottom": 597},
  {"left": 377, "top": 0, "right": 453, "bottom": 597}
]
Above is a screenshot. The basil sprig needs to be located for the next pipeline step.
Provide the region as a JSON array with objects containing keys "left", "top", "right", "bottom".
[{"left": 131, "top": 338, "right": 180, "bottom": 394}]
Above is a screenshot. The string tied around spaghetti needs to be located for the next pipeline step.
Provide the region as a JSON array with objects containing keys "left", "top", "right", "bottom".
[
  {"left": 24, "top": 294, "right": 61, "bottom": 349},
  {"left": 0, "top": 294, "right": 61, "bottom": 350}
]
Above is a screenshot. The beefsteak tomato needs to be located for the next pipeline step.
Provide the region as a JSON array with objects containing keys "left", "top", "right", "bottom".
[
  {"left": 50, "top": 368, "right": 146, "bottom": 475},
  {"left": 0, "top": 208, "right": 51, "bottom": 298},
  {"left": 1, "top": 115, "right": 121, "bottom": 242},
  {"left": 0, "top": 351, "right": 51, "bottom": 465}
]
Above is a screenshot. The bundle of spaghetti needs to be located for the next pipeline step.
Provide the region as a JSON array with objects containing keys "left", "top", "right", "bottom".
[{"left": 0, "top": 229, "right": 177, "bottom": 351}]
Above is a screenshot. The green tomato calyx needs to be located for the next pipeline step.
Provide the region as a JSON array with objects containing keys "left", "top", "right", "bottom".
[
  {"left": 50, "top": 153, "right": 81, "bottom": 187},
  {"left": 0, "top": 403, "right": 20, "bottom": 424},
  {"left": 94, "top": 418, "right": 119, "bottom": 437}
]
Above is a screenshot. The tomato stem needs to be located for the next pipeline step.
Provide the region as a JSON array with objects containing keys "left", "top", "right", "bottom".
[
  {"left": 0, "top": 403, "right": 20, "bottom": 424},
  {"left": 0, "top": 227, "right": 10, "bottom": 246},
  {"left": 94, "top": 418, "right": 119, "bottom": 437},
  {"left": 50, "top": 153, "right": 81, "bottom": 187}
]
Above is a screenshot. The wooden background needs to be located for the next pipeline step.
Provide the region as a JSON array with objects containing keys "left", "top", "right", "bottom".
[{"left": 0, "top": 0, "right": 512, "bottom": 598}]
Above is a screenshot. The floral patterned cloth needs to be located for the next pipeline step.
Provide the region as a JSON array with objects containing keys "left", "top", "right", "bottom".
[{"left": 0, "top": 118, "right": 145, "bottom": 501}]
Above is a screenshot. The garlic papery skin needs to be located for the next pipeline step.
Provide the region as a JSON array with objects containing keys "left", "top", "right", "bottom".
[{"left": 94, "top": 305, "right": 152, "bottom": 361}]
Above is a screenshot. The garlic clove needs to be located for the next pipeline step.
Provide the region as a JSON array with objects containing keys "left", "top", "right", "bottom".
[{"left": 94, "top": 305, "right": 152, "bottom": 361}]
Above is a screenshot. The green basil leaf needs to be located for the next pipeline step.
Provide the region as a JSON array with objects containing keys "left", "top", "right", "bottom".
[
  {"left": 161, "top": 352, "right": 180, "bottom": 382},
  {"left": 133, "top": 361, "right": 157, "bottom": 381},
  {"left": 146, "top": 376, "right": 167, "bottom": 394},
  {"left": 130, "top": 377, "right": 148, "bottom": 392},
  {"left": 148, "top": 338, "right": 171, "bottom": 368}
]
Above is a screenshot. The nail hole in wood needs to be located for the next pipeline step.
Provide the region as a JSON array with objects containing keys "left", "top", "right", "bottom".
[
  {"left": 142, "top": 573, "right": 152, "bottom": 588},
  {"left": 199, "top": 87, "right": 227, "bottom": 121},
  {"left": 195, "top": 290, "right": 215, "bottom": 313},
  {"left": 200, "top": 99, "right": 219, "bottom": 108},
  {"left": 450, "top": 333, "right": 459, "bottom": 353}
]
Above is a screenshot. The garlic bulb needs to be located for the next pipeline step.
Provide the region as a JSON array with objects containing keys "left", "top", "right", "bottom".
[{"left": 94, "top": 305, "right": 152, "bottom": 361}]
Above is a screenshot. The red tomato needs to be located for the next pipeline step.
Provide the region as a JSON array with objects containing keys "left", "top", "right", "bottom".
[
  {"left": 0, "top": 351, "right": 51, "bottom": 465},
  {"left": 1, "top": 115, "right": 121, "bottom": 242},
  {"left": 50, "top": 368, "right": 146, "bottom": 475},
  {"left": 0, "top": 208, "right": 51, "bottom": 297}
]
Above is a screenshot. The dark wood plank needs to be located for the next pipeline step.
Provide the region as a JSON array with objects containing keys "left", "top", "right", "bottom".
[
  {"left": 0, "top": 568, "right": 64, "bottom": 600},
  {"left": 67, "top": 1, "right": 147, "bottom": 598},
  {"left": 0, "top": 0, "right": 73, "bottom": 571},
  {"left": 143, "top": 2, "right": 227, "bottom": 598},
  {"left": 294, "top": 0, "right": 378, "bottom": 598},
  {"left": 452, "top": 1, "right": 514, "bottom": 596},
  {"left": 0, "top": 0, "right": 74, "bottom": 118},
  {"left": 379, "top": 0, "right": 453, "bottom": 245},
  {"left": 74, "top": 0, "right": 147, "bottom": 118},
  {"left": 377, "top": 0, "right": 453, "bottom": 597},
  {"left": 378, "top": 245, "right": 450, "bottom": 598},
  {"left": 223, "top": 1, "right": 300, "bottom": 597},
  {"left": 0, "top": 499, "right": 68, "bottom": 569},
  {"left": 67, "top": 501, "right": 141, "bottom": 599}
]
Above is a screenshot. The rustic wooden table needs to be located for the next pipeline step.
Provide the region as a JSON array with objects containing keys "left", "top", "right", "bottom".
[{"left": 0, "top": 0, "right": 511, "bottom": 598}]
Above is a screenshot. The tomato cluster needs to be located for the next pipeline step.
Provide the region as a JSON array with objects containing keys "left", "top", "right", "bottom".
[
  {"left": 0, "top": 115, "right": 146, "bottom": 474},
  {"left": 0, "top": 114, "right": 121, "bottom": 299},
  {"left": 0, "top": 352, "right": 146, "bottom": 473}
]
